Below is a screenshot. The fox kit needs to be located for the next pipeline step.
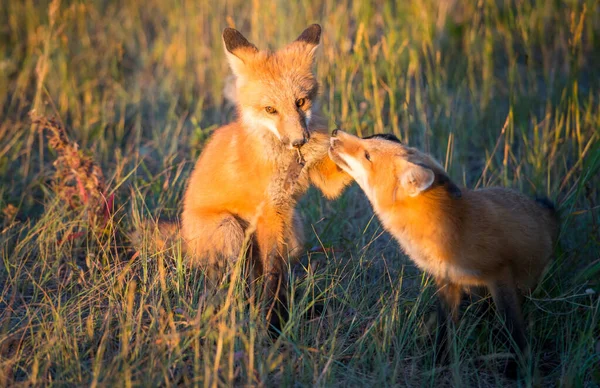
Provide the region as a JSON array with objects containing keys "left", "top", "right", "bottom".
[
  {"left": 328, "top": 130, "right": 558, "bottom": 375},
  {"left": 177, "top": 25, "right": 351, "bottom": 330}
]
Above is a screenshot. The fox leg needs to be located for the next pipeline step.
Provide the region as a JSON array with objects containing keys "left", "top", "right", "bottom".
[
  {"left": 488, "top": 269, "right": 527, "bottom": 379},
  {"left": 435, "top": 279, "right": 463, "bottom": 365},
  {"left": 309, "top": 156, "right": 353, "bottom": 199},
  {"left": 254, "top": 215, "right": 289, "bottom": 336},
  {"left": 282, "top": 210, "right": 305, "bottom": 261},
  {"left": 307, "top": 131, "right": 353, "bottom": 199}
]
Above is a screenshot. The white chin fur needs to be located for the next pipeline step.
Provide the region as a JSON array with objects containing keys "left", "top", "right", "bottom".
[
  {"left": 339, "top": 154, "right": 368, "bottom": 189},
  {"left": 241, "top": 109, "right": 281, "bottom": 140}
]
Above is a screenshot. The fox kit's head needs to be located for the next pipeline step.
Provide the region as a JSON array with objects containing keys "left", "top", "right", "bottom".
[
  {"left": 222, "top": 25, "right": 321, "bottom": 149},
  {"left": 328, "top": 130, "right": 462, "bottom": 207}
]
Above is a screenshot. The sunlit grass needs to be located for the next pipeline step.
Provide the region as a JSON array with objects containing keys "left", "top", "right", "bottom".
[{"left": 1, "top": 0, "right": 599, "bottom": 386}]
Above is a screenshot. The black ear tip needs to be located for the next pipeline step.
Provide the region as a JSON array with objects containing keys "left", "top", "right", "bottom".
[
  {"left": 222, "top": 27, "right": 256, "bottom": 53},
  {"left": 297, "top": 24, "right": 322, "bottom": 45},
  {"left": 222, "top": 27, "right": 237, "bottom": 39},
  {"left": 331, "top": 128, "right": 338, "bottom": 137}
]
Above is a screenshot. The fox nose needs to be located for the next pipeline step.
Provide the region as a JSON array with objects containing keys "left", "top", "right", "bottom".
[
  {"left": 331, "top": 128, "right": 338, "bottom": 137},
  {"left": 330, "top": 135, "right": 340, "bottom": 147},
  {"left": 292, "top": 138, "right": 307, "bottom": 148}
]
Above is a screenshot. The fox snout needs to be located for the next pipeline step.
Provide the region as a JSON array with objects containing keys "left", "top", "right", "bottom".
[
  {"left": 329, "top": 128, "right": 342, "bottom": 153},
  {"left": 329, "top": 128, "right": 348, "bottom": 148},
  {"left": 291, "top": 131, "right": 310, "bottom": 148},
  {"left": 329, "top": 128, "right": 338, "bottom": 145},
  {"left": 328, "top": 129, "right": 353, "bottom": 171},
  {"left": 284, "top": 119, "right": 311, "bottom": 149}
]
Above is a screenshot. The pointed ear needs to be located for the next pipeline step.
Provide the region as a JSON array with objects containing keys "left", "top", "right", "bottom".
[
  {"left": 286, "top": 24, "right": 321, "bottom": 63},
  {"left": 222, "top": 28, "right": 258, "bottom": 77},
  {"left": 296, "top": 24, "right": 321, "bottom": 46},
  {"left": 400, "top": 162, "right": 435, "bottom": 197}
]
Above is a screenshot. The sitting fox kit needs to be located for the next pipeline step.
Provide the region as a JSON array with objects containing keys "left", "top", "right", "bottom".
[
  {"left": 179, "top": 25, "right": 351, "bottom": 328},
  {"left": 328, "top": 130, "right": 558, "bottom": 372}
]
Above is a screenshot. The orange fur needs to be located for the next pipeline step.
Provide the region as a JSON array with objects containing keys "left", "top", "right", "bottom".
[
  {"left": 174, "top": 25, "right": 351, "bottom": 330},
  {"left": 329, "top": 130, "right": 559, "bottom": 375}
]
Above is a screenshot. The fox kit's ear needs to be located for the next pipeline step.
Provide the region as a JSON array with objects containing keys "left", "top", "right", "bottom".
[
  {"left": 400, "top": 162, "right": 435, "bottom": 197},
  {"left": 288, "top": 24, "right": 321, "bottom": 62},
  {"left": 222, "top": 28, "right": 258, "bottom": 77},
  {"left": 296, "top": 24, "right": 322, "bottom": 46}
]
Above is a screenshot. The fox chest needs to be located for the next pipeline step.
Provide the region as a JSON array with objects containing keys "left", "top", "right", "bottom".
[{"left": 389, "top": 226, "right": 481, "bottom": 284}]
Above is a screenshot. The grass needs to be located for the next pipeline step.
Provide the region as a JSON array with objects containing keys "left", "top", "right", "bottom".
[{"left": 1, "top": 0, "right": 600, "bottom": 386}]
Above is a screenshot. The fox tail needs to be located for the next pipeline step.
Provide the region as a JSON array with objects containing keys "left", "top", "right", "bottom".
[{"left": 131, "top": 220, "right": 185, "bottom": 254}]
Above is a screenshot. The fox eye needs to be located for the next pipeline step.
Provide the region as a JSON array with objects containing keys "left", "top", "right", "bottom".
[
  {"left": 295, "top": 98, "right": 305, "bottom": 108},
  {"left": 265, "top": 106, "right": 277, "bottom": 114},
  {"left": 364, "top": 151, "right": 371, "bottom": 161}
]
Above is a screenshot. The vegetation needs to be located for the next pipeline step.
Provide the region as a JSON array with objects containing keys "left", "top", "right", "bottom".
[{"left": 1, "top": 0, "right": 599, "bottom": 385}]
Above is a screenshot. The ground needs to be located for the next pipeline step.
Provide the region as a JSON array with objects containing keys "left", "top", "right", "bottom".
[{"left": 1, "top": 0, "right": 599, "bottom": 386}]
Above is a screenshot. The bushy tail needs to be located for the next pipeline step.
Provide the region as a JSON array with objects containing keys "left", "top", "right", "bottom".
[{"left": 131, "top": 220, "right": 185, "bottom": 254}]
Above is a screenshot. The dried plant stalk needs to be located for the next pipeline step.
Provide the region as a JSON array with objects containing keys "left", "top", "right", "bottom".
[{"left": 31, "top": 112, "right": 109, "bottom": 228}]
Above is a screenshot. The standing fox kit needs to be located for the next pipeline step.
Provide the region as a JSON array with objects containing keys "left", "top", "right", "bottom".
[
  {"left": 179, "top": 25, "right": 351, "bottom": 329},
  {"left": 329, "top": 130, "right": 558, "bottom": 374}
]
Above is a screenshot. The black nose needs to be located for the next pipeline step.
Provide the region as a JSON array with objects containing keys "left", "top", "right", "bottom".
[
  {"left": 292, "top": 138, "right": 307, "bottom": 148},
  {"left": 331, "top": 128, "right": 338, "bottom": 137}
]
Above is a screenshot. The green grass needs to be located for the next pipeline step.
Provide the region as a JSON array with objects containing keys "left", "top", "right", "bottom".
[{"left": 1, "top": 0, "right": 600, "bottom": 386}]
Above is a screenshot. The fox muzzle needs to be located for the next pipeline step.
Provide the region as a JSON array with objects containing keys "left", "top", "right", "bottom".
[
  {"left": 288, "top": 122, "right": 310, "bottom": 148},
  {"left": 292, "top": 137, "right": 308, "bottom": 148}
]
